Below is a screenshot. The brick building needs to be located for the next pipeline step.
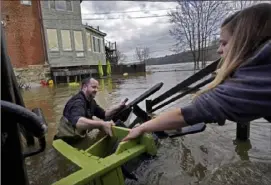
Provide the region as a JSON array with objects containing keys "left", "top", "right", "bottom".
[{"left": 1, "top": 0, "right": 46, "bottom": 68}]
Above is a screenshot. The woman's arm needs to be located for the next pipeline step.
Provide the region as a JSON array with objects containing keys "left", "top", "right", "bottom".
[
  {"left": 122, "top": 108, "right": 188, "bottom": 141},
  {"left": 122, "top": 41, "right": 271, "bottom": 141}
]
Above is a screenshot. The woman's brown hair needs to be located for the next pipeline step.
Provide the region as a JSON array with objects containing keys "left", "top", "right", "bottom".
[
  {"left": 216, "top": 11, "right": 240, "bottom": 69},
  {"left": 199, "top": 3, "right": 271, "bottom": 95}
]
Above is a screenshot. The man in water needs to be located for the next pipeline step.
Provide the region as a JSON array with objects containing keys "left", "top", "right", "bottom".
[{"left": 55, "top": 77, "right": 128, "bottom": 140}]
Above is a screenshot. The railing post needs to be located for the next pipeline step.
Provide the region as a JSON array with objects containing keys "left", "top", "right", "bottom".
[
  {"left": 236, "top": 122, "right": 250, "bottom": 141},
  {"left": 146, "top": 99, "right": 152, "bottom": 113},
  {"left": 218, "top": 120, "right": 226, "bottom": 126}
]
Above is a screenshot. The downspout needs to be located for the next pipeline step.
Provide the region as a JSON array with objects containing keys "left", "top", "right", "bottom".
[{"left": 37, "top": 0, "right": 48, "bottom": 65}]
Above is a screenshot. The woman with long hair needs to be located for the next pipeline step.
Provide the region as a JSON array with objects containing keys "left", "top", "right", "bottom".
[
  {"left": 123, "top": 3, "right": 271, "bottom": 141},
  {"left": 217, "top": 11, "right": 240, "bottom": 59}
]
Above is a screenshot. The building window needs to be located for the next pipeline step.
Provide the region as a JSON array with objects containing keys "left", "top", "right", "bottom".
[
  {"left": 61, "top": 30, "right": 72, "bottom": 51},
  {"left": 86, "top": 33, "right": 92, "bottom": 51},
  {"left": 100, "top": 38, "right": 104, "bottom": 53},
  {"left": 92, "top": 37, "right": 104, "bottom": 53},
  {"left": 47, "top": 29, "right": 59, "bottom": 51},
  {"left": 21, "top": 0, "right": 31, "bottom": 6},
  {"left": 50, "top": 0, "right": 72, "bottom": 11},
  {"left": 73, "top": 31, "right": 84, "bottom": 51},
  {"left": 93, "top": 37, "right": 97, "bottom": 52},
  {"left": 97, "top": 38, "right": 101, "bottom": 53},
  {"left": 93, "top": 37, "right": 101, "bottom": 53}
]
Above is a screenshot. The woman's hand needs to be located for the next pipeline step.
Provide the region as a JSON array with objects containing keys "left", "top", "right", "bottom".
[
  {"left": 122, "top": 126, "right": 144, "bottom": 141},
  {"left": 122, "top": 108, "right": 186, "bottom": 141}
]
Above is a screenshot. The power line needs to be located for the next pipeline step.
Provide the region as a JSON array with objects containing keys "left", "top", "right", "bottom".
[
  {"left": 81, "top": 8, "right": 176, "bottom": 15},
  {"left": 86, "top": 15, "right": 170, "bottom": 20},
  {"left": 90, "top": 23, "right": 172, "bottom": 32},
  {"left": 82, "top": 21, "right": 171, "bottom": 32},
  {"left": 43, "top": 15, "right": 170, "bottom": 21}
]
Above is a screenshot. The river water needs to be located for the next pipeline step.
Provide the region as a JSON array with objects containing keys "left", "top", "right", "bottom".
[{"left": 23, "top": 63, "right": 271, "bottom": 185}]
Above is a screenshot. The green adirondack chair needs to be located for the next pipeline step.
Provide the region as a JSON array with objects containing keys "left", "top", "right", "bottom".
[{"left": 52, "top": 126, "right": 157, "bottom": 185}]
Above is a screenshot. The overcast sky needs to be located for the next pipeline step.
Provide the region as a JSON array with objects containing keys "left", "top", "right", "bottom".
[{"left": 81, "top": 1, "right": 178, "bottom": 63}]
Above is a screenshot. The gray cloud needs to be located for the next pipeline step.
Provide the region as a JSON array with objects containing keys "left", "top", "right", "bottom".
[{"left": 81, "top": 1, "right": 178, "bottom": 63}]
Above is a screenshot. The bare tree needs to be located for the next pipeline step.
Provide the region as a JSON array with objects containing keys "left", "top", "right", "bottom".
[
  {"left": 116, "top": 50, "right": 127, "bottom": 64},
  {"left": 233, "top": 0, "right": 260, "bottom": 10},
  {"left": 169, "top": 1, "right": 230, "bottom": 70},
  {"left": 135, "top": 47, "right": 150, "bottom": 63}
]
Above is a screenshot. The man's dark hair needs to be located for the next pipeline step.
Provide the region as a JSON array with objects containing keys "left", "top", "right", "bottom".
[{"left": 81, "top": 77, "right": 92, "bottom": 89}]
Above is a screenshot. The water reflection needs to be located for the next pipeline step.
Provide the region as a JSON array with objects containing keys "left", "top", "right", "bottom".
[
  {"left": 99, "top": 78, "right": 105, "bottom": 91},
  {"left": 180, "top": 142, "right": 208, "bottom": 182},
  {"left": 233, "top": 139, "right": 252, "bottom": 161}
]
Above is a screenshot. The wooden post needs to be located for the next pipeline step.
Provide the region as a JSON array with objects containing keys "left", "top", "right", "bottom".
[
  {"left": 67, "top": 76, "right": 70, "bottom": 84},
  {"left": 53, "top": 75, "right": 57, "bottom": 85},
  {"left": 236, "top": 122, "right": 250, "bottom": 141}
]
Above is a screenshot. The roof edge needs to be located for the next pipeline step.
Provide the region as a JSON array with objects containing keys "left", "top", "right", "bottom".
[{"left": 84, "top": 25, "right": 107, "bottom": 36}]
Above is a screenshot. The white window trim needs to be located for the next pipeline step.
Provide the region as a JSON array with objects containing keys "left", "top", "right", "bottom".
[
  {"left": 100, "top": 38, "right": 104, "bottom": 53},
  {"left": 51, "top": 0, "right": 73, "bottom": 12},
  {"left": 86, "top": 33, "right": 92, "bottom": 52},
  {"left": 55, "top": 1, "right": 66, "bottom": 11},
  {"left": 73, "top": 30, "right": 84, "bottom": 52},
  {"left": 61, "top": 30, "right": 72, "bottom": 51},
  {"left": 92, "top": 36, "right": 102, "bottom": 53},
  {"left": 92, "top": 36, "right": 97, "bottom": 53},
  {"left": 21, "top": 0, "right": 31, "bottom": 6},
  {"left": 46, "top": 29, "right": 59, "bottom": 52}
]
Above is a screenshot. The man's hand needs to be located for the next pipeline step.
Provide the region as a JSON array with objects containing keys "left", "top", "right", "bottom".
[
  {"left": 100, "top": 121, "right": 115, "bottom": 137},
  {"left": 105, "top": 98, "right": 129, "bottom": 119},
  {"left": 119, "top": 98, "right": 129, "bottom": 109}
]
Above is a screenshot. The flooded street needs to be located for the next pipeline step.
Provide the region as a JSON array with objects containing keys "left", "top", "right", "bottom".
[{"left": 23, "top": 63, "right": 271, "bottom": 185}]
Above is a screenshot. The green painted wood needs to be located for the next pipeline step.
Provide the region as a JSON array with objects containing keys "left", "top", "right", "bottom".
[
  {"left": 116, "top": 167, "right": 125, "bottom": 185},
  {"left": 94, "top": 177, "right": 102, "bottom": 185},
  {"left": 52, "top": 140, "right": 99, "bottom": 168},
  {"left": 112, "top": 126, "right": 130, "bottom": 139},
  {"left": 86, "top": 136, "right": 118, "bottom": 158},
  {"left": 101, "top": 169, "right": 123, "bottom": 185},
  {"left": 52, "top": 145, "right": 145, "bottom": 185},
  {"left": 52, "top": 126, "right": 157, "bottom": 185},
  {"left": 140, "top": 133, "right": 157, "bottom": 155},
  {"left": 115, "top": 140, "right": 138, "bottom": 155}
]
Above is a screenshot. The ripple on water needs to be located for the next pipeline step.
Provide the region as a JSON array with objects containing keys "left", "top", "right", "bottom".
[{"left": 200, "top": 161, "right": 271, "bottom": 185}]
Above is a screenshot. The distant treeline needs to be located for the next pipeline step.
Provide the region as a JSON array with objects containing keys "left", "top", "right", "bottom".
[{"left": 145, "top": 45, "right": 219, "bottom": 65}]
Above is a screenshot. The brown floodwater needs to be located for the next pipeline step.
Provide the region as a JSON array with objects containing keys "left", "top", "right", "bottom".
[{"left": 22, "top": 63, "right": 271, "bottom": 185}]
